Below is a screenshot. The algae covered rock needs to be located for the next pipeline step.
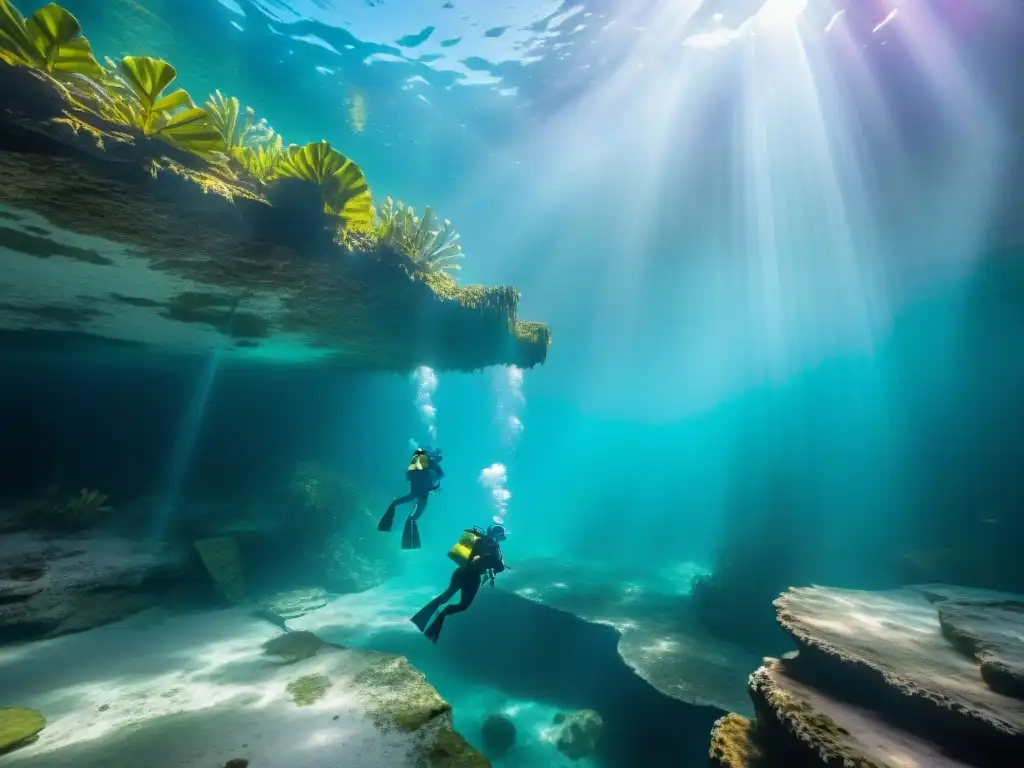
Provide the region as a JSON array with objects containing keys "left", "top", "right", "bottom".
[
  {"left": 554, "top": 708, "right": 603, "bottom": 761},
  {"left": 352, "top": 655, "right": 451, "bottom": 731},
  {"left": 708, "top": 712, "right": 763, "bottom": 768},
  {"left": 351, "top": 654, "right": 490, "bottom": 766},
  {"left": 428, "top": 726, "right": 491, "bottom": 768},
  {"left": 0, "top": 707, "right": 45, "bottom": 754},
  {"left": 285, "top": 672, "right": 333, "bottom": 706}
]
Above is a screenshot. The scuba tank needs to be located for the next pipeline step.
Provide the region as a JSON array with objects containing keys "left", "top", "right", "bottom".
[
  {"left": 447, "top": 527, "right": 484, "bottom": 566},
  {"left": 408, "top": 449, "right": 430, "bottom": 472}
]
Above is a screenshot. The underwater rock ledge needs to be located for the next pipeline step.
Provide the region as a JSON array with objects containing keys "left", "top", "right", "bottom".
[
  {"left": 707, "top": 584, "right": 1024, "bottom": 768},
  {"left": 0, "top": 59, "right": 548, "bottom": 372}
]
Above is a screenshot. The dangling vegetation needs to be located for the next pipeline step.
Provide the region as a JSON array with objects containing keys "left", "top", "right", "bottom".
[
  {"left": 0, "top": 0, "right": 471, "bottom": 276},
  {"left": 374, "top": 197, "right": 464, "bottom": 273}
]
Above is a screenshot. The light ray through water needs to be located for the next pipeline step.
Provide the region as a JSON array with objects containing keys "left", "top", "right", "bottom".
[{"left": 150, "top": 295, "right": 245, "bottom": 540}]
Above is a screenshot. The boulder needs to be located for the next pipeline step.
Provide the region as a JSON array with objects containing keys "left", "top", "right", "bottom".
[
  {"left": 0, "top": 606, "right": 487, "bottom": 767},
  {"left": 480, "top": 712, "right": 516, "bottom": 757},
  {"left": 553, "top": 708, "right": 603, "bottom": 760},
  {"left": 0, "top": 531, "right": 187, "bottom": 640}
]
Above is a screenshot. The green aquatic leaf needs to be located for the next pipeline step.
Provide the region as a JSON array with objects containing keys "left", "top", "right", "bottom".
[
  {"left": 159, "top": 106, "right": 224, "bottom": 153},
  {"left": 375, "top": 198, "right": 463, "bottom": 272},
  {"left": 0, "top": 1, "right": 101, "bottom": 76},
  {"left": 117, "top": 55, "right": 177, "bottom": 111},
  {"left": 277, "top": 140, "right": 374, "bottom": 230},
  {"left": 98, "top": 55, "right": 221, "bottom": 153},
  {"left": 325, "top": 154, "right": 373, "bottom": 231},
  {"left": 0, "top": 0, "right": 37, "bottom": 67},
  {"left": 205, "top": 89, "right": 275, "bottom": 154},
  {"left": 236, "top": 134, "right": 284, "bottom": 182}
]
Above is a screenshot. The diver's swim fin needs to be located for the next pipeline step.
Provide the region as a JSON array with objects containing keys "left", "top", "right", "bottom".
[
  {"left": 411, "top": 603, "right": 437, "bottom": 632},
  {"left": 378, "top": 504, "right": 396, "bottom": 532},
  {"left": 401, "top": 517, "right": 421, "bottom": 550},
  {"left": 424, "top": 614, "right": 445, "bottom": 643}
]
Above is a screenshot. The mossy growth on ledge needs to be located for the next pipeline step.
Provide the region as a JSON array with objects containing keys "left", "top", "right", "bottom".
[{"left": 0, "top": 0, "right": 549, "bottom": 371}]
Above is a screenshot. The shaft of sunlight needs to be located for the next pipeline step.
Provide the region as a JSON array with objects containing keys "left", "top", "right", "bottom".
[
  {"left": 149, "top": 296, "right": 244, "bottom": 540},
  {"left": 737, "top": 6, "right": 882, "bottom": 378},
  {"left": 445, "top": 0, "right": 1010, "bottom": 416},
  {"left": 150, "top": 349, "right": 223, "bottom": 541}
]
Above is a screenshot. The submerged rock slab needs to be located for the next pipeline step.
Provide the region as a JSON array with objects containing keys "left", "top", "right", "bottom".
[
  {"left": 499, "top": 559, "right": 760, "bottom": 715},
  {"left": 0, "top": 606, "right": 486, "bottom": 767},
  {"left": 935, "top": 596, "right": 1024, "bottom": 700},
  {"left": 709, "top": 584, "right": 1024, "bottom": 767},
  {"left": 775, "top": 585, "right": 1024, "bottom": 758},
  {"left": 0, "top": 531, "right": 186, "bottom": 640},
  {"left": 0, "top": 59, "right": 548, "bottom": 372},
  {"left": 748, "top": 657, "right": 973, "bottom": 768}
]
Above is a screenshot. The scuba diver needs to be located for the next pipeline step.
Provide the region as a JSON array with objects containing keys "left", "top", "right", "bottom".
[
  {"left": 411, "top": 523, "right": 507, "bottom": 643},
  {"left": 377, "top": 446, "right": 444, "bottom": 550}
]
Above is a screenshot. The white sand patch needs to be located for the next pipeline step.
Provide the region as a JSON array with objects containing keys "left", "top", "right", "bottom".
[
  {"left": 0, "top": 607, "right": 428, "bottom": 767},
  {"left": 287, "top": 576, "right": 438, "bottom": 645}
]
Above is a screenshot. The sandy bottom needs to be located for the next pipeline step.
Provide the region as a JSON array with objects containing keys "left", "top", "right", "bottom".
[
  {"left": 0, "top": 607, "right": 422, "bottom": 767},
  {"left": 287, "top": 575, "right": 436, "bottom": 646}
]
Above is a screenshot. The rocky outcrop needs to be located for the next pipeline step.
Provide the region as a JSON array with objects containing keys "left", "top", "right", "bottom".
[
  {"left": 0, "top": 531, "right": 187, "bottom": 641},
  {"left": 708, "top": 585, "right": 1024, "bottom": 767}
]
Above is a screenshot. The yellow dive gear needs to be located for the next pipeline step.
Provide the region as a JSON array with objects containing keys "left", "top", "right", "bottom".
[
  {"left": 447, "top": 530, "right": 479, "bottom": 565},
  {"left": 408, "top": 452, "right": 430, "bottom": 472}
]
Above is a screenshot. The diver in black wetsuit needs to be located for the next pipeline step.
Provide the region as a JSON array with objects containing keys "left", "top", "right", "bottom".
[
  {"left": 378, "top": 447, "right": 444, "bottom": 550},
  {"left": 411, "top": 523, "right": 507, "bottom": 643}
]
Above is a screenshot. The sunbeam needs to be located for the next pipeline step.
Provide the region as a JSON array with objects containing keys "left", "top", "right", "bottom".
[{"left": 443, "top": 0, "right": 1013, "bottom": 417}]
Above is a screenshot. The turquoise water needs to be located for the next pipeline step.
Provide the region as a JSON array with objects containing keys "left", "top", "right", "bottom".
[{"left": 2, "top": 0, "right": 1024, "bottom": 765}]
